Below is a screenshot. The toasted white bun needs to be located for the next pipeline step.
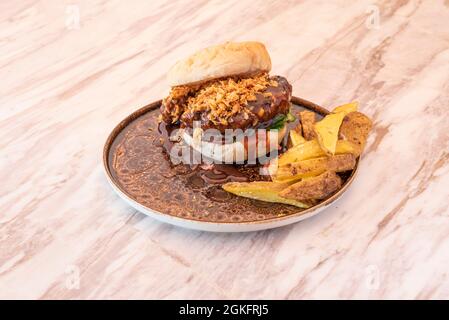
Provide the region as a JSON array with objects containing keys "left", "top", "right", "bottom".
[
  {"left": 168, "top": 41, "right": 272, "bottom": 87},
  {"left": 182, "top": 125, "right": 287, "bottom": 163}
]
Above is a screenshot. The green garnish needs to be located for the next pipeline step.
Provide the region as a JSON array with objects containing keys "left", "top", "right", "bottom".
[{"left": 268, "top": 111, "right": 296, "bottom": 130}]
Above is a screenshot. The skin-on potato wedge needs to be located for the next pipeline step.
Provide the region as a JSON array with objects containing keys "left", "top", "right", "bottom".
[
  {"left": 273, "top": 154, "right": 356, "bottom": 182},
  {"left": 334, "top": 140, "right": 360, "bottom": 156},
  {"left": 314, "top": 112, "right": 347, "bottom": 155},
  {"left": 269, "top": 137, "right": 359, "bottom": 178},
  {"left": 275, "top": 139, "right": 358, "bottom": 167},
  {"left": 313, "top": 104, "right": 358, "bottom": 155},
  {"left": 339, "top": 111, "right": 373, "bottom": 155},
  {"left": 268, "top": 140, "right": 323, "bottom": 177},
  {"left": 222, "top": 181, "right": 310, "bottom": 208},
  {"left": 289, "top": 130, "right": 306, "bottom": 147},
  {"left": 279, "top": 171, "right": 342, "bottom": 201},
  {"left": 332, "top": 101, "right": 358, "bottom": 114},
  {"left": 268, "top": 139, "right": 358, "bottom": 178},
  {"left": 299, "top": 110, "right": 317, "bottom": 140}
]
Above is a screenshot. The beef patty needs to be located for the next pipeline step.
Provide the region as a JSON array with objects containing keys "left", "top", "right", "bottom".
[{"left": 160, "top": 73, "right": 292, "bottom": 133}]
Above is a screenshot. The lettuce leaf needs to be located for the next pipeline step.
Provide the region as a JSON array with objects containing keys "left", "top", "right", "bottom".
[{"left": 268, "top": 111, "right": 296, "bottom": 130}]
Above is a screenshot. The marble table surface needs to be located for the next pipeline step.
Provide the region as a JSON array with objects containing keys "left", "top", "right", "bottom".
[{"left": 1, "top": 0, "right": 448, "bottom": 299}]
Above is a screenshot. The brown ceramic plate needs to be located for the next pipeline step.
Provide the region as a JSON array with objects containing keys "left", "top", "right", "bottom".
[{"left": 103, "top": 96, "right": 358, "bottom": 232}]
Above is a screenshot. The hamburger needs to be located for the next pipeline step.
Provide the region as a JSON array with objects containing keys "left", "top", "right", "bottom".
[{"left": 160, "top": 41, "right": 294, "bottom": 163}]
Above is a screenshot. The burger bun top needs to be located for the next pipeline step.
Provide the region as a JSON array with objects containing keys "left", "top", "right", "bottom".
[{"left": 167, "top": 41, "right": 271, "bottom": 87}]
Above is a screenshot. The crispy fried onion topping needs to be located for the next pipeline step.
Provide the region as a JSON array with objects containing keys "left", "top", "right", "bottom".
[{"left": 163, "top": 73, "right": 278, "bottom": 126}]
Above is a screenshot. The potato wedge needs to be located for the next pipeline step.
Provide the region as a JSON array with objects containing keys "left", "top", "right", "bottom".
[
  {"left": 222, "top": 181, "right": 310, "bottom": 208},
  {"left": 339, "top": 112, "right": 373, "bottom": 155},
  {"left": 272, "top": 140, "right": 323, "bottom": 173},
  {"left": 273, "top": 154, "right": 356, "bottom": 182},
  {"left": 332, "top": 101, "right": 358, "bottom": 114},
  {"left": 335, "top": 140, "right": 360, "bottom": 156},
  {"left": 313, "top": 103, "right": 358, "bottom": 155},
  {"left": 289, "top": 130, "right": 306, "bottom": 147},
  {"left": 277, "top": 139, "right": 358, "bottom": 166},
  {"left": 314, "top": 112, "right": 347, "bottom": 155},
  {"left": 299, "top": 110, "right": 317, "bottom": 140},
  {"left": 268, "top": 139, "right": 358, "bottom": 177},
  {"left": 279, "top": 171, "right": 342, "bottom": 201}
]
